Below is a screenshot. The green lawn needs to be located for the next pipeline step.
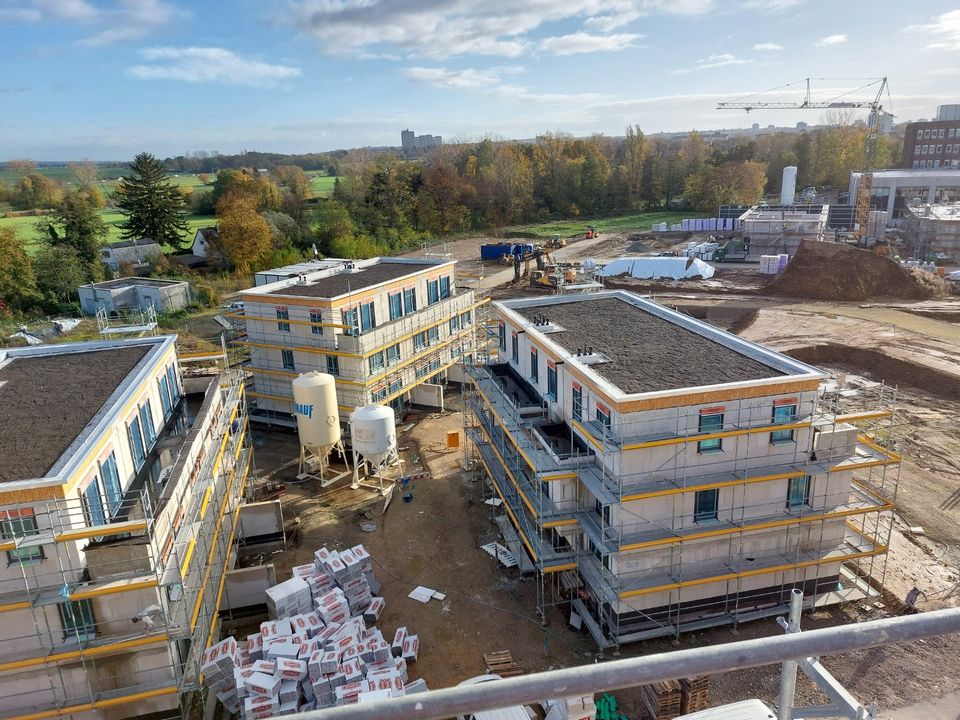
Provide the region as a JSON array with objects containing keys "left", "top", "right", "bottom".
[
  {"left": 0, "top": 209, "right": 215, "bottom": 254},
  {"left": 0, "top": 166, "right": 212, "bottom": 194},
  {"left": 512, "top": 211, "right": 707, "bottom": 238},
  {"left": 310, "top": 174, "right": 337, "bottom": 197}
]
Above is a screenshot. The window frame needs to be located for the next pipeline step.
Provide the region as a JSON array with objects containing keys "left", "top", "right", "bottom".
[
  {"left": 58, "top": 599, "right": 96, "bottom": 643},
  {"left": 529, "top": 348, "right": 539, "bottom": 383},
  {"left": 770, "top": 402, "right": 797, "bottom": 443},
  {"left": 786, "top": 475, "right": 812, "bottom": 510},
  {"left": 388, "top": 292, "right": 403, "bottom": 321},
  {"left": 128, "top": 415, "right": 146, "bottom": 471},
  {"left": 139, "top": 402, "right": 156, "bottom": 448},
  {"left": 281, "top": 348, "right": 296, "bottom": 371},
  {"left": 697, "top": 411, "right": 724, "bottom": 453},
  {"left": 309, "top": 309, "right": 324, "bottom": 335},
  {"left": 1, "top": 512, "right": 43, "bottom": 565},
  {"left": 546, "top": 363, "right": 557, "bottom": 399},
  {"left": 572, "top": 383, "right": 582, "bottom": 421},
  {"left": 439, "top": 275, "right": 451, "bottom": 300},
  {"left": 694, "top": 488, "right": 719, "bottom": 523},
  {"left": 276, "top": 306, "right": 291, "bottom": 333},
  {"left": 596, "top": 403, "right": 611, "bottom": 432},
  {"left": 368, "top": 351, "right": 385, "bottom": 374},
  {"left": 427, "top": 279, "right": 440, "bottom": 305},
  {"left": 83, "top": 479, "right": 106, "bottom": 528},
  {"left": 386, "top": 343, "right": 401, "bottom": 367},
  {"left": 326, "top": 355, "right": 340, "bottom": 376},
  {"left": 498, "top": 322, "right": 506, "bottom": 351},
  {"left": 359, "top": 302, "right": 376, "bottom": 332},
  {"left": 403, "top": 287, "right": 417, "bottom": 315},
  {"left": 511, "top": 333, "right": 519, "bottom": 364},
  {"left": 100, "top": 452, "right": 123, "bottom": 516}
]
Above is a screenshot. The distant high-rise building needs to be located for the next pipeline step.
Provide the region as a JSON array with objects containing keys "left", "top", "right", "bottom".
[
  {"left": 900, "top": 103, "right": 960, "bottom": 168},
  {"left": 400, "top": 129, "right": 443, "bottom": 156},
  {"left": 796, "top": 121, "right": 808, "bottom": 131},
  {"left": 937, "top": 104, "right": 960, "bottom": 121}
]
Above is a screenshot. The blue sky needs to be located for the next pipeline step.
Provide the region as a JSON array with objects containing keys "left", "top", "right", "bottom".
[{"left": 1, "top": 0, "right": 959, "bottom": 160}]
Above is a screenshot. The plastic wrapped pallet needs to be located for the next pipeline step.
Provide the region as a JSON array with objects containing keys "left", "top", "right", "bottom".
[{"left": 266, "top": 576, "right": 313, "bottom": 619}]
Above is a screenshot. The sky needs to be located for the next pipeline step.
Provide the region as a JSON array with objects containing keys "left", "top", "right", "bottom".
[{"left": 1, "top": 0, "right": 960, "bottom": 161}]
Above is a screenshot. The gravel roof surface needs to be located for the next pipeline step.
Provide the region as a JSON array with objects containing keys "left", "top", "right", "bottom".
[
  {"left": 268, "top": 261, "right": 438, "bottom": 299},
  {"left": 0, "top": 345, "right": 151, "bottom": 482},
  {"left": 516, "top": 297, "right": 786, "bottom": 394}
]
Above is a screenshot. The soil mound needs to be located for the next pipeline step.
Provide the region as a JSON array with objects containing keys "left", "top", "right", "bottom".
[{"left": 764, "top": 240, "right": 935, "bottom": 301}]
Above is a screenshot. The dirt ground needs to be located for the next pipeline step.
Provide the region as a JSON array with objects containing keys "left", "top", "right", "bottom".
[{"left": 232, "top": 236, "right": 960, "bottom": 718}]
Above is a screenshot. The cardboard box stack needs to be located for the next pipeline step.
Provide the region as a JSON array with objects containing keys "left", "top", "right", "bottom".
[{"left": 200, "top": 544, "right": 423, "bottom": 717}]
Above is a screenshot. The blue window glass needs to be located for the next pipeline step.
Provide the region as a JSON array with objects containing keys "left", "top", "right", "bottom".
[
  {"left": 139, "top": 402, "right": 156, "bottom": 447},
  {"left": 572, "top": 384, "right": 582, "bottom": 421},
  {"left": 403, "top": 287, "right": 417, "bottom": 315},
  {"left": 694, "top": 489, "right": 719, "bottom": 522},
  {"left": 128, "top": 416, "right": 145, "bottom": 471},
  {"left": 439, "top": 276, "right": 451, "bottom": 300},
  {"left": 159, "top": 376, "right": 171, "bottom": 416},
  {"left": 771, "top": 403, "right": 797, "bottom": 443},
  {"left": 414, "top": 331, "right": 428, "bottom": 351},
  {"left": 310, "top": 310, "right": 323, "bottom": 335},
  {"left": 282, "top": 349, "right": 295, "bottom": 370},
  {"left": 58, "top": 599, "right": 96, "bottom": 642},
  {"left": 498, "top": 322, "right": 506, "bottom": 351},
  {"left": 449, "top": 317, "right": 459, "bottom": 334},
  {"left": 386, "top": 344, "right": 400, "bottom": 366},
  {"left": 100, "top": 452, "right": 122, "bottom": 516},
  {"left": 167, "top": 366, "right": 180, "bottom": 403},
  {"left": 389, "top": 292, "right": 403, "bottom": 321},
  {"left": 1, "top": 513, "right": 42, "bottom": 564},
  {"left": 84, "top": 480, "right": 106, "bottom": 527},
  {"left": 786, "top": 475, "right": 812, "bottom": 509},
  {"left": 369, "top": 351, "right": 385, "bottom": 374},
  {"left": 276, "top": 306, "right": 291, "bottom": 332},
  {"left": 530, "top": 348, "right": 539, "bottom": 382},
  {"left": 360, "top": 302, "right": 376, "bottom": 332},
  {"left": 342, "top": 308, "right": 359, "bottom": 337},
  {"left": 427, "top": 279, "right": 439, "bottom": 305},
  {"left": 547, "top": 365, "right": 557, "bottom": 398},
  {"left": 697, "top": 412, "right": 723, "bottom": 453}
]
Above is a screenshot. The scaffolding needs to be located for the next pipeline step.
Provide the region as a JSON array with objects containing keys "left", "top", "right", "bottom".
[
  {"left": 463, "top": 358, "right": 901, "bottom": 650},
  {"left": 95, "top": 306, "right": 158, "bottom": 338},
  {"left": 0, "top": 369, "right": 252, "bottom": 720}
]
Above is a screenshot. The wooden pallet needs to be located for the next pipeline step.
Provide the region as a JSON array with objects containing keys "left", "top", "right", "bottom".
[
  {"left": 640, "top": 680, "right": 682, "bottom": 720},
  {"left": 679, "top": 676, "right": 710, "bottom": 714},
  {"left": 484, "top": 650, "right": 523, "bottom": 677}
]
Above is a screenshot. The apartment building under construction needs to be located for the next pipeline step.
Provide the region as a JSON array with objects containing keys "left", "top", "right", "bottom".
[
  {"left": 240, "top": 256, "right": 478, "bottom": 422},
  {"left": 0, "top": 336, "right": 252, "bottom": 719},
  {"left": 464, "top": 290, "right": 900, "bottom": 648}
]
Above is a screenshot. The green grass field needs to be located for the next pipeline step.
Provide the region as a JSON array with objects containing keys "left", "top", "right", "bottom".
[
  {"left": 512, "top": 211, "right": 706, "bottom": 238},
  {"left": 0, "top": 209, "right": 215, "bottom": 254},
  {"left": 310, "top": 174, "right": 337, "bottom": 197},
  {"left": 0, "top": 166, "right": 212, "bottom": 192}
]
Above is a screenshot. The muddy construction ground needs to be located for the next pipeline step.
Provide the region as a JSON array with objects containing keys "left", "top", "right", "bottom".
[{"left": 243, "top": 234, "right": 960, "bottom": 718}]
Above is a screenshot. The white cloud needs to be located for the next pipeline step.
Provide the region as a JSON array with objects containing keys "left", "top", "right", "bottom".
[
  {"left": 537, "top": 32, "right": 643, "bottom": 55},
  {"left": 283, "top": 0, "right": 715, "bottom": 59},
  {"left": 753, "top": 42, "right": 783, "bottom": 51},
  {"left": 739, "top": 0, "right": 802, "bottom": 10},
  {"left": 815, "top": 34, "right": 847, "bottom": 47},
  {"left": 0, "top": 0, "right": 186, "bottom": 43},
  {"left": 129, "top": 47, "right": 301, "bottom": 88},
  {"left": 906, "top": 10, "right": 960, "bottom": 51},
  {"left": 403, "top": 66, "right": 610, "bottom": 104},
  {"left": 673, "top": 52, "right": 751, "bottom": 73}
]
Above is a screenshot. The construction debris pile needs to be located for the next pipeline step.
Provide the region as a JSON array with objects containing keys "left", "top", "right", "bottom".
[{"left": 200, "top": 544, "right": 424, "bottom": 717}]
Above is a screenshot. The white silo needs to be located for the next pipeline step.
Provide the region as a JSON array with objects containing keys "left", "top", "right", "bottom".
[
  {"left": 349, "top": 404, "right": 402, "bottom": 494},
  {"left": 292, "top": 372, "right": 348, "bottom": 484},
  {"left": 781, "top": 165, "right": 798, "bottom": 205}
]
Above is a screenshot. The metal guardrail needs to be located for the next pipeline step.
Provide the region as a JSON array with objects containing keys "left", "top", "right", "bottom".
[{"left": 296, "top": 607, "right": 960, "bottom": 720}]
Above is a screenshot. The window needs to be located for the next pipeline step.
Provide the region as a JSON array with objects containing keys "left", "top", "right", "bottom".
[
  {"left": 57, "top": 599, "right": 96, "bottom": 642},
  {"left": 940, "top": 128, "right": 946, "bottom": 138},
  {"left": 428, "top": 326, "right": 439, "bottom": 344},
  {"left": 386, "top": 343, "right": 401, "bottom": 366},
  {"left": 771, "top": 403, "right": 797, "bottom": 443},
  {"left": 951, "top": 128, "right": 957, "bottom": 139},
  {"left": 415, "top": 358, "right": 442, "bottom": 379},
  {"left": 403, "top": 287, "right": 417, "bottom": 315},
  {"left": 414, "top": 331, "right": 428, "bottom": 351},
  {"left": 596, "top": 403, "right": 611, "bottom": 432},
  {"left": 342, "top": 308, "right": 359, "bottom": 337},
  {"left": 530, "top": 348, "right": 539, "bottom": 382},
  {"left": 935, "top": 159, "right": 941, "bottom": 168},
  {"left": 697, "top": 411, "right": 723, "bottom": 453},
  {"left": 360, "top": 302, "right": 376, "bottom": 332},
  {"left": 371, "top": 386, "right": 387, "bottom": 403},
  {"left": 167, "top": 366, "right": 180, "bottom": 404},
  {"left": 594, "top": 498, "right": 611, "bottom": 524},
  {"left": 326, "top": 355, "right": 340, "bottom": 376},
  {"left": 917, "top": 129, "right": 923, "bottom": 139},
  {"left": 281, "top": 349, "right": 295, "bottom": 370},
  {"left": 924, "top": 129, "right": 931, "bottom": 138},
  {"left": 572, "top": 383, "right": 582, "bottom": 421},
  {"left": 786, "top": 475, "right": 812, "bottom": 509},
  {"left": 389, "top": 292, "right": 403, "bottom": 321},
  {"left": 309, "top": 310, "right": 323, "bottom": 335},
  {"left": 547, "top": 363, "right": 557, "bottom": 399},
  {"left": 694, "top": 489, "right": 719, "bottom": 523},
  {"left": 498, "top": 322, "right": 506, "bottom": 351},
  {"left": 937, "top": 144, "right": 943, "bottom": 154},
  {"left": 460, "top": 311, "right": 472, "bottom": 326},
  {"left": 100, "top": 452, "right": 122, "bottom": 516},
  {"left": 439, "top": 275, "right": 451, "bottom": 300},
  {"left": 369, "top": 351, "right": 385, "bottom": 374},
  {"left": 128, "top": 415, "right": 145, "bottom": 471},
  {"left": 83, "top": 480, "right": 106, "bottom": 528},
  {"left": 159, "top": 375, "right": 172, "bottom": 416},
  {"left": 276, "top": 306, "right": 291, "bottom": 332},
  {"left": 449, "top": 316, "right": 460, "bottom": 334},
  {"left": 427, "top": 279, "right": 440, "bottom": 305},
  {"left": 913, "top": 160, "right": 920, "bottom": 168},
  {"left": 388, "top": 379, "right": 403, "bottom": 395},
  {"left": 914, "top": 145, "right": 921, "bottom": 154},
  {"left": 1, "top": 511, "right": 42, "bottom": 565},
  {"left": 511, "top": 333, "right": 519, "bottom": 363},
  {"left": 139, "top": 402, "right": 156, "bottom": 448}
]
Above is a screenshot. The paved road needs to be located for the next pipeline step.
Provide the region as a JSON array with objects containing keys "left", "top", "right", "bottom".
[{"left": 884, "top": 689, "right": 960, "bottom": 719}]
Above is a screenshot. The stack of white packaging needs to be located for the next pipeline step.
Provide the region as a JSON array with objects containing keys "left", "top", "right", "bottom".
[{"left": 203, "top": 544, "right": 422, "bottom": 718}]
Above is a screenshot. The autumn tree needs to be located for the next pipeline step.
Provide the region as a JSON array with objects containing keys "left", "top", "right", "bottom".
[
  {"left": 116, "top": 152, "right": 189, "bottom": 247},
  {"left": 684, "top": 160, "right": 767, "bottom": 212},
  {"left": 212, "top": 193, "right": 272, "bottom": 274},
  {"left": 273, "top": 165, "right": 311, "bottom": 199},
  {"left": 42, "top": 189, "right": 108, "bottom": 269},
  {"left": 212, "top": 169, "right": 282, "bottom": 211},
  {"left": 33, "top": 245, "right": 88, "bottom": 305},
  {"left": 419, "top": 164, "right": 473, "bottom": 236},
  {"left": 620, "top": 125, "right": 648, "bottom": 209},
  {"left": 15, "top": 172, "right": 62, "bottom": 209},
  {"left": 0, "top": 228, "right": 39, "bottom": 313}
]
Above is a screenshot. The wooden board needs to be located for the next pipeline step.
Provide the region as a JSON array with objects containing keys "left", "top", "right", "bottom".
[{"left": 484, "top": 650, "right": 523, "bottom": 677}]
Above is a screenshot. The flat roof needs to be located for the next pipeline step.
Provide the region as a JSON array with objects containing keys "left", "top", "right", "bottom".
[
  {"left": 82, "top": 278, "right": 188, "bottom": 290},
  {"left": 259, "top": 258, "right": 448, "bottom": 300},
  {"left": 906, "top": 204, "right": 960, "bottom": 221},
  {"left": 504, "top": 292, "right": 818, "bottom": 398},
  {"left": 0, "top": 343, "right": 156, "bottom": 483}
]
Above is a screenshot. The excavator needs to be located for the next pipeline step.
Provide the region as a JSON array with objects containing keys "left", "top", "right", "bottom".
[
  {"left": 512, "top": 245, "right": 555, "bottom": 284},
  {"left": 585, "top": 226, "right": 599, "bottom": 239}
]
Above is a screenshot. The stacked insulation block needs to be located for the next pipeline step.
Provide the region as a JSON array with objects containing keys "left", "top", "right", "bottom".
[{"left": 200, "top": 544, "right": 422, "bottom": 718}]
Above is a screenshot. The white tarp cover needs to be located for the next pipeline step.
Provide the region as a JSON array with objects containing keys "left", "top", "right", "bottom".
[{"left": 596, "top": 256, "right": 715, "bottom": 280}]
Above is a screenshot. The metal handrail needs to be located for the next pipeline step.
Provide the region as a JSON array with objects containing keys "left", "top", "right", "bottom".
[{"left": 298, "top": 607, "right": 960, "bottom": 720}]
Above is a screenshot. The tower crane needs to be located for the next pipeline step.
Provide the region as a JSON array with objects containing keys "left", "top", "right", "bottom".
[{"left": 718, "top": 77, "right": 893, "bottom": 244}]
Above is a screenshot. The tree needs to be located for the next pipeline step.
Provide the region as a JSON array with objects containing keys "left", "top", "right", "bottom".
[
  {"left": 15, "top": 172, "right": 62, "bottom": 209},
  {"left": 621, "top": 125, "right": 648, "bottom": 210},
  {"left": 0, "top": 228, "right": 39, "bottom": 313},
  {"left": 212, "top": 169, "right": 282, "bottom": 211},
  {"left": 684, "top": 160, "right": 768, "bottom": 212},
  {"left": 419, "top": 164, "right": 473, "bottom": 236},
  {"left": 261, "top": 210, "right": 307, "bottom": 249},
  {"left": 33, "top": 245, "right": 88, "bottom": 305},
  {"left": 43, "top": 189, "right": 108, "bottom": 268},
  {"left": 115, "top": 152, "right": 189, "bottom": 248},
  {"left": 212, "top": 193, "right": 272, "bottom": 273},
  {"left": 273, "top": 165, "right": 311, "bottom": 199},
  {"left": 311, "top": 200, "right": 356, "bottom": 256},
  {"left": 198, "top": 173, "right": 212, "bottom": 185}
]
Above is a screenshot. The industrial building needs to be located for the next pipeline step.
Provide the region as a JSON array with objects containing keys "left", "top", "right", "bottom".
[
  {"left": 78, "top": 277, "right": 192, "bottom": 316},
  {"left": 902, "top": 203, "right": 960, "bottom": 260},
  {"left": 900, "top": 104, "right": 960, "bottom": 168},
  {"left": 0, "top": 336, "right": 252, "bottom": 719},
  {"left": 240, "top": 257, "right": 478, "bottom": 424},
  {"left": 464, "top": 291, "right": 899, "bottom": 648},
  {"left": 738, "top": 204, "right": 829, "bottom": 257},
  {"left": 850, "top": 168, "right": 960, "bottom": 220}
]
